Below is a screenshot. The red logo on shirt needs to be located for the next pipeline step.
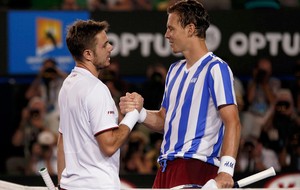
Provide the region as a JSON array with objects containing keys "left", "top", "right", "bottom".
[{"left": 107, "top": 111, "right": 115, "bottom": 114}]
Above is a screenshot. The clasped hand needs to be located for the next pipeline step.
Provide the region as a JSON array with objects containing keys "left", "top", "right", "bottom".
[{"left": 119, "top": 92, "right": 144, "bottom": 114}]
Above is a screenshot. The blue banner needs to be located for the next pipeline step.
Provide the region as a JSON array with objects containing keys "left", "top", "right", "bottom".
[{"left": 8, "top": 11, "right": 89, "bottom": 75}]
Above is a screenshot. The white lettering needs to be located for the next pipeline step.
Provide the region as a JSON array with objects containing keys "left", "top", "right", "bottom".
[
  {"left": 229, "top": 32, "right": 248, "bottom": 56},
  {"left": 137, "top": 33, "right": 153, "bottom": 57},
  {"left": 153, "top": 33, "right": 170, "bottom": 57},
  {"left": 121, "top": 33, "right": 139, "bottom": 56},
  {"left": 229, "top": 32, "right": 300, "bottom": 57},
  {"left": 108, "top": 33, "right": 120, "bottom": 57},
  {"left": 109, "top": 31, "right": 300, "bottom": 58},
  {"left": 206, "top": 24, "right": 221, "bottom": 52},
  {"left": 249, "top": 32, "right": 266, "bottom": 55},
  {"left": 108, "top": 32, "right": 177, "bottom": 57},
  {"left": 266, "top": 33, "right": 281, "bottom": 56},
  {"left": 282, "top": 32, "right": 300, "bottom": 56}
]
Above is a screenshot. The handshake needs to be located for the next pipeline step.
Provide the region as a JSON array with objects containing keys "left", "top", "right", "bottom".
[{"left": 119, "top": 92, "right": 147, "bottom": 130}]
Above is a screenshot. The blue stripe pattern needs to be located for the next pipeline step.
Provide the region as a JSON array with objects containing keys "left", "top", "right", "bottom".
[
  {"left": 159, "top": 53, "right": 236, "bottom": 165},
  {"left": 162, "top": 63, "right": 186, "bottom": 157}
]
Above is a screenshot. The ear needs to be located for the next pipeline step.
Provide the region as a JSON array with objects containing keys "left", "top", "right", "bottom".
[
  {"left": 187, "top": 24, "right": 196, "bottom": 37},
  {"left": 83, "top": 49, "right": 93, "bottom": 61}
]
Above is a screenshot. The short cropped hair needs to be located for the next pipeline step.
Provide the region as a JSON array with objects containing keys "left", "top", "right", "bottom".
[
  {"left": 66, "top": 19, "right": 109, "bottom": 61},
  {"left": 167, "top": 0, "right": 210, "bottom": 38}
]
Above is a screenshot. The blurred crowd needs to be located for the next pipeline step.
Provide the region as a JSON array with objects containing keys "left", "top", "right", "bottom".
[
  {"left": 5, "top": 56, "right": 300, "bottom": 177},
  {"left": 0, "top": 0, "right": 300, "bottom": 11}
]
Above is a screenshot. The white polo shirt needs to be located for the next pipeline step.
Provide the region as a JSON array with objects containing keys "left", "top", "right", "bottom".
[{"left": 58, "top": 67, "right": 120, "bottom": 190}]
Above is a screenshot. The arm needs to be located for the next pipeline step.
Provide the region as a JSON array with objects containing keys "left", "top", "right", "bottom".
[
  {"left": 247, "top": 80, "right": 257, "bottom": 104},
  {"left": 95, "top": 124, "right": 131, "bottom": 157},
  {"left": 140, "top": 108, "right": 165, "bottom": 134},
  {"left": 261, "top": 82, "right": 276, "bottom": 105},
  {"left": 57, "top": 133, "right": 65, "bottom": 184},
  {"left": 119, "top": 93, "right": 165, "bottom": 133},
  {"left": 25, "top": 77, "right": 42, "bottom": 100},
  {"left": 215, "top": 104, "right": 241, "bottom": 188},
  {"left": 95, "top": 109, "right": 140, "bottom": 157}
]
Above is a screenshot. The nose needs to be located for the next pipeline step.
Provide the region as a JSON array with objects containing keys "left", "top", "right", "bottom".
[
  {"left": 109, "top": 43, "right": 114, "bottom": 52},
  {"left": 164, "top": 30, "right": 169, "bottom": 39}
]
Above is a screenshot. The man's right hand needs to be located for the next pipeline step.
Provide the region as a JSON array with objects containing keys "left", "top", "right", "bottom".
[{"left": 119, "top": 92, "right": 144, "bottom": 115}]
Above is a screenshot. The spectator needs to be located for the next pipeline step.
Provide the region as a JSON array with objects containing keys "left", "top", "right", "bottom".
[
  {"left": 286, "top": 133, "right": 300, "bottom": 172},
  {"left": 153, "top": 0, "right": 177, "bottom": 11},
  {"left": 121, "top": 130, "right": 150, "bottom": 174},
  {"left": 86, "top": 0, "right": 106, "bottom": 11},
  {"left": 25, "top": 58, "right": 67, "bottom": 136},
  {"left": 25, "top": 58, "right": 67, "bottom": 114},
  {"left": 7, "top": 97, "right": 52, "bottom": 175},
  {"left": 279, "top": 0, "right": 299, "bottom": 8},
  {"left": 237, "top": 137, "right": 281, "bottom": 173},
  {"left": 139, "top": 63, "right": 167, "bottom": 110},
  {"left": 27, "top": 130, "right": 57, "bottom": 175},
  {"left": 106, "top": 0, "right": 133, "bottom": 11},
  {"left": 260, "top": 88, "right": 300, "bottom": 171},
  {"left": 241, "top": 57, "right": 281, "bottom": 140},
  {"left": 143, "top": 133, "right": 163, "bottom": 174},
  {"left": 106, "top": 0, "right": 152, "bottom": 11},
  {"left": 234, "top": 76, "right": 246, "bottom": 112},
  {"left": 61, "top": 0, "right": 80, "bottom": 10},
  {"left": 99, "top": 59, "right": 133, "bottom": 105},
  {"left": 200, "top": 0, "right": 231, "bottom": 10},
  {"left": 291, "top": 59, "right": 300, "bottom": 115}
]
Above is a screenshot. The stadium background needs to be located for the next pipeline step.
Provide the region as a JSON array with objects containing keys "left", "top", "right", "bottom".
[{"left": 0, "top": 7, "right": 300, "bottom": 188}]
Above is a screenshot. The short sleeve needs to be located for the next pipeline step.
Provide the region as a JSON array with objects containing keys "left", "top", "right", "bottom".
[{"left": 87, "top": 84, "right": 118, "bottom": 135}]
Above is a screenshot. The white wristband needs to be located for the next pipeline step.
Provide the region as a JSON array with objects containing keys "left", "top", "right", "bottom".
[
  {"left": 138, "top": 107, "right": 147, "bottom": 123},
  {"left": 120, "top": 109, "right": 139, "bottom": 130},
  {"left": 218, "top": 156, "right": 236, "bottom": 176}
]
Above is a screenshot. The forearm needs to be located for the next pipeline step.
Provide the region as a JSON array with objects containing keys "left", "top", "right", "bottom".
[
  {"left": 102, "top": 125, "right": 131, "bottom": 156},
  {"left": 219, "top": 105, "right": 241, "bottom": 164},
  {"left": 142, "top": 109, "right": 165, "bottom": 133},
  {"left": 97, "top": 110, "right": 139, "bottom": 157},
  {"left": 57, "top": 134, "right": 65, "bottom": 183},
  {"left": 215, "top": 108, "right": 241, "bottom": 188},
  {"left": 262, "top": 85, "right": 276, "bottom": 104},
  {"left": 247, "top": 82, "right": 256, "bottom": 103},
  {"left": 220, "top": 121, "right": 241, "bottom": 158}
]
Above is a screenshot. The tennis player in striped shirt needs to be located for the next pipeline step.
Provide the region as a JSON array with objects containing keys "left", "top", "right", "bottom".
[{"left": 120, "top": 0, "right": 241, "bottom": 188}]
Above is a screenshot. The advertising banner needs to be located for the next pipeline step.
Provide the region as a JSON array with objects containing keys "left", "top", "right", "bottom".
[
  {"left": 8, "top": 11, "right": 89, "bottom": 75},
  {"left": 0, "top": 11, "right": 7, "bottom": 76},
  {"left": 5, "top": 10, "right": 300, "bottom": 78},
  {"left": 92, "top": 10, "right": 300, "bottom": 78}
]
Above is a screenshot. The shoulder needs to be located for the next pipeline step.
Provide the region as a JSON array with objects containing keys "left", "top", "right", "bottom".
[{"left": 168, "top": 59, "right": 186, "bottom": 72}]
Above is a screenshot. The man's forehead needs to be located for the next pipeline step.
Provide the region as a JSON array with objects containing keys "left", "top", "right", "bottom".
[
  {"left": 95, "top": 31, "right": 108, "bottom": 43},
  {"left": 167, "top": 13, "right": 180, "bottom": 25}
]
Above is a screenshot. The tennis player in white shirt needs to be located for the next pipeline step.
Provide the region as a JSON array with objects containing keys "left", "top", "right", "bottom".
[{"left": 57, "top": 19, "right": 142, "bottom": 190}]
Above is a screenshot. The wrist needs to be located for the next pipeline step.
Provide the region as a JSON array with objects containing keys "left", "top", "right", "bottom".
[
  {"left": 120, "top": 109, "right": 139, "bottom": 130},
  {"left": 138, "top": 107, "right": 147, "bottom": 123},
  {"left": 218, "top": 156, "right": 236, "bottom": 176}
]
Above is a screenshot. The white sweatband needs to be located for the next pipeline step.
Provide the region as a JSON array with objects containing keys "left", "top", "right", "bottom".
[
  {"left": 120, "top": 109, "right": 139, "bottom": 130},
  {"left": 138, "top": 107, "right": 147, "bottom": 123},
  {"left": 218, "top": 156, "right": 236, "bottom": 176}
]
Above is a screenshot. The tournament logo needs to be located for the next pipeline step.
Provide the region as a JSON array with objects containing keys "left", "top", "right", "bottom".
[{"left": 36, "top": 17, "right": 63, "bottom": 56}]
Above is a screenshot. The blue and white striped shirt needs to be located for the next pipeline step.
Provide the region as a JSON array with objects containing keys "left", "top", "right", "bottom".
[{"left": 159, "top": 52, "right": 237, "bottom": 167}]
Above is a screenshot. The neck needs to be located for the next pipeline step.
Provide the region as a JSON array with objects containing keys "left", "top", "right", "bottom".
[
  {"left": 76, "top": 61, "right": 99, "bottom": 77},
  {"left": 184, "top": 40, "right": 209, "bottom": 69}
]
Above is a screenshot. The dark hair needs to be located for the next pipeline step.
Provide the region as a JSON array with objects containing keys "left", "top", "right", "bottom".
[
  {"left": 66, "top": 19, "right": 109, "bottom": 61},
  {"left": 167, "top": 0, "right": 210, "bottom": 38}
]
